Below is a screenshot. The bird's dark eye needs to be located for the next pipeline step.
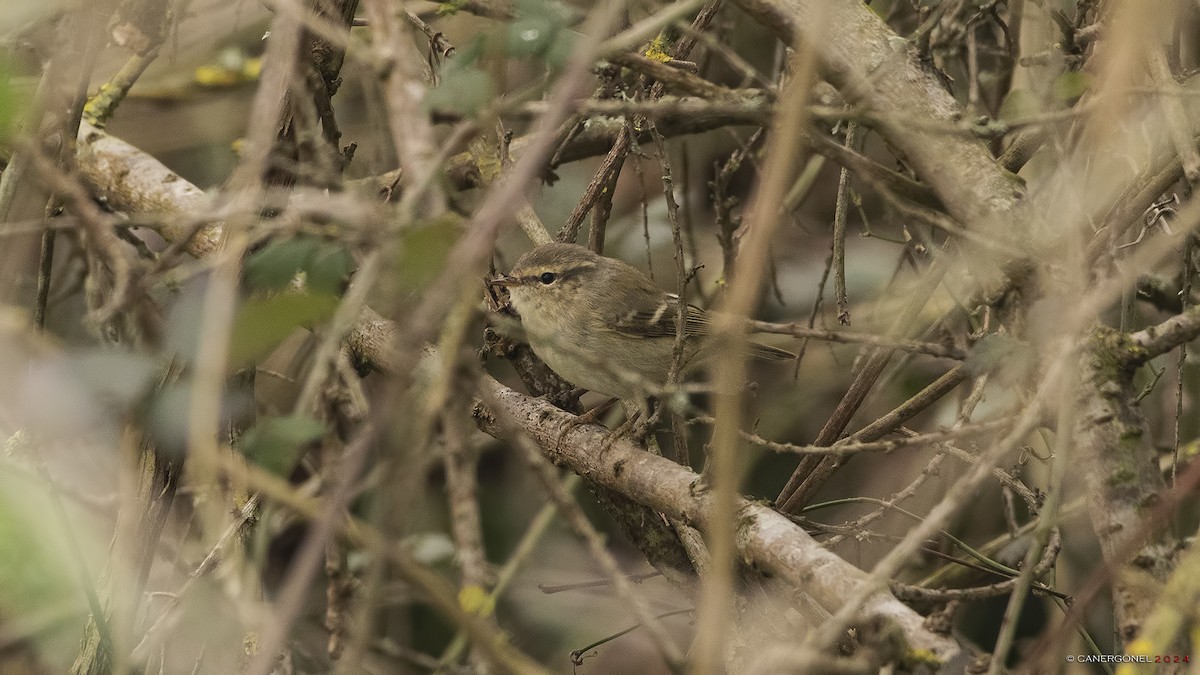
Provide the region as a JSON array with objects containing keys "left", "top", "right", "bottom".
[{"left": 539, "top": 272, "right": 557, "bottom": 285}]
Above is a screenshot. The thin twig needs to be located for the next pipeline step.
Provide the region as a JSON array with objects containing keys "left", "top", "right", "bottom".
[
  {"left": 651, "top": 122, "right": 691, "bottom": 467},
  {"left": 688, "top": 416, "right": 1012, "bottom": 456},
  {"left": 1174, "top": 236, "right": 1193, "bottom": 486},
  {"left": 832, "top": 122, "right": 860, "bottom": 325},
  {"left": 84, "top": 45, "right": 163, "bottom": 127},
  {"left": 748, "top": 320, "right": 967, "bottom": 359},
  {"left": 33, "top": 229, "right": 55, "bottom": 331}
]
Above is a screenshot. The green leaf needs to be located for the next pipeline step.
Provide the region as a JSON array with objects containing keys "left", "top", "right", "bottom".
[
  {"left": 246, "top": 236, "right": 353, "bottom": 295},
  {"left": 455, "top": 35, "right": 487, "bottom": 67},
  {"left": 545, "top": 29, "right": 577, "bottom": 70},
  {"left": 507, "top": 15, "right": 557, "bottom": 57},
  {"left": 245, "top": 238, "right": 320, "bottom": 292},
  {"left": 1053, "top": 72, "right": 1089, "bottom": 103},
  {"left": 397, "top": 216, "right": 462, "bottom": 289},
  {"left": 425, "top": 65, "right": 493, "bottom": 116},
  {"left": 240, "top": 415, "right": 325, "bottom": 475},
  {"left": 306, "top": 243, "right": 353, "bottom": 295},
  {"left": 435, "top": 0, "right": 468, "bottom": 16},
  {"left": 505, "top": 0, "right": 576, "bottom": 61},
  {"left": 229, "top": 292, "right": 338, "bottom": 369},
  {"left": 0, "top": 469, "right": 96, "bottom": 670}
]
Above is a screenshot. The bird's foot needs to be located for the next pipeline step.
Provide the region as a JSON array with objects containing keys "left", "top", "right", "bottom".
[
  {"left": 598, "top": 407, "right": 655, "bottom": 456},
  {"left": 555, "top": 396, "right": 619, "bottom": 451}
]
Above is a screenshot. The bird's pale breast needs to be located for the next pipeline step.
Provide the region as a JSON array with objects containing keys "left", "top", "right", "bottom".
[{"left": 510, "top": 286, "right": 678, "bottom": 400}]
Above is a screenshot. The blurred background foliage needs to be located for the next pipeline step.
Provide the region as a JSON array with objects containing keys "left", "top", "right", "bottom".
[{"left": 0, "top": 0, "right": 1198, "bottom": 672}]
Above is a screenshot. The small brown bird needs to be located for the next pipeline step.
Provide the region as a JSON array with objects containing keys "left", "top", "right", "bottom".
[{"left": 489, "top": 243, "right": 794, "bottom": 404}]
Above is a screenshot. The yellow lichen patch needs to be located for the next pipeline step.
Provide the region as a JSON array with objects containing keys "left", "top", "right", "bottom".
[
  {"left": 436, "top": 0, "right": 468, "bottom": 16},
  {"left": 82, "top": 84, "right": 113, "bottom": 121},
  {"left": 242, "top": 57, "right": 263, "bottom": 80},
  {"left": 458, "top": 584, "right": 495, "bottom": 617},
  {"left": 475, "top": 153, "right": 503, "bottom": 183},
  {"left": 904, "top": 648, "right": 943, "bottom": 668},
  {"left": 1125, "top": 638, "right": 1153, "bottom": 656},
  {"left": 643, "top": 33, "right": 673, "bottom": 63},
  {"left": 194, "top": 64, "right": 241, "bottom": 87},
  {"left": 194, "top": 56, "right": 262, "bottom": 88},
  {"left": 1116, "top": 638, "right": 1154, "bottom": 675}
]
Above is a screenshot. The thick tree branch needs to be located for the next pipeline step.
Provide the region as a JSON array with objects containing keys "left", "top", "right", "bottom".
[
  {"left": 729, "top": 0, "right": 1024, "bottom": 228},
  {"left": 76, "top": 120, "right": 223, "bottom": 257},
  {"left": 1130, "top": 304, "right": 1200, "bottom": 361},
  {"left": 472, "top": 373, "right": 962, "bottom": 666},
  {"left": 1076, "top": 328, "right": 1178, "bottom": 646}
]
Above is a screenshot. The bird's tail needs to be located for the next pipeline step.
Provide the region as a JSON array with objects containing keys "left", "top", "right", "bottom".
[{"left": 749, "top": 341, "right": 797, "bottom": 361}]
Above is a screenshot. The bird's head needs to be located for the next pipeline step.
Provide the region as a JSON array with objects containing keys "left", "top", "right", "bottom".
[{"left": 489, "top": 243, "right": 602, "bottom": 318}]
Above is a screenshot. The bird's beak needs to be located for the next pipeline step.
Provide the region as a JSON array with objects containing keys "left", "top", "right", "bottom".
[{"left": 488, "top": 274, "right": 519, "bottom": 288}]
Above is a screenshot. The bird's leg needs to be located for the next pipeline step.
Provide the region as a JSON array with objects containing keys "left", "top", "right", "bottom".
[
  {"left": 555, "top": 396, "right": 619, "bottom": 450},
  {"left": 598, "top": 398, "right": 657, "bottom": 455},
  {"left": 627, "top": 397, "right": 660, "bottom": 446}
]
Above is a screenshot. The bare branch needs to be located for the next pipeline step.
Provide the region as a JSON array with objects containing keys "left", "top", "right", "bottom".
[
  {"left": 473, "top": 373, "right": 962, "bottom": 665},
  {"left": 1130, "top": 304, "right": 1200, "bottom": 361}
]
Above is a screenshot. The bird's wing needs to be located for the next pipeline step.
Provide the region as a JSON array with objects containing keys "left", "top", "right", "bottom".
[
  {"left": 604, "top": 290, "right": 708, "bottom": 339},
  {"left": 604, "top": 288, "right": 796, "bottom": 360}
]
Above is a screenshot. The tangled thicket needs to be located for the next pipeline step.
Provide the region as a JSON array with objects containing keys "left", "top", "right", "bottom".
[{"left": 2, "top": 0, "right": 1200, "bottom": 673}]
